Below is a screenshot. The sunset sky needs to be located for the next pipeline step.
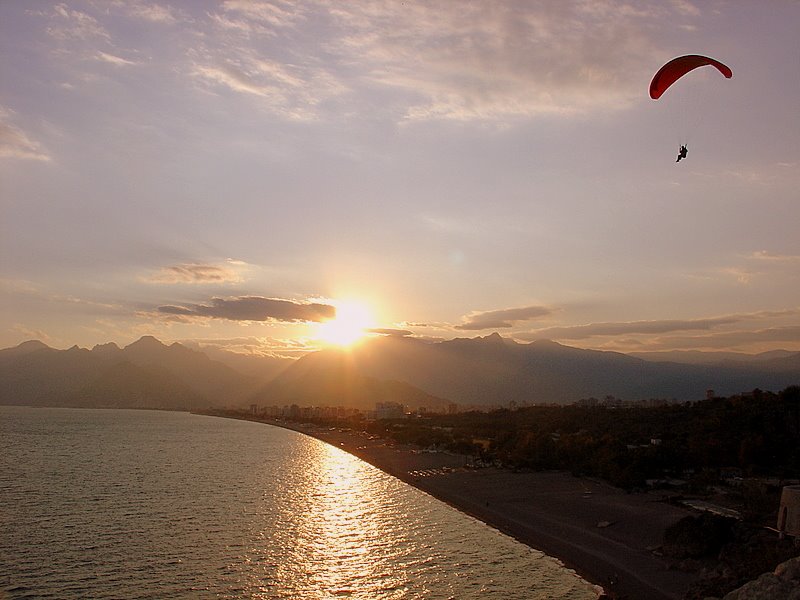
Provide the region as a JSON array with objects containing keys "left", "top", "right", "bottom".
[{"left": 2, "top": 1, "right": 799, "bottom": 357}]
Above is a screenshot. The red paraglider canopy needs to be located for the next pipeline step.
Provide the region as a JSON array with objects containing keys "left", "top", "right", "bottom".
[{"left": 649, "top": 55, "right": 732, "bottom": 100}]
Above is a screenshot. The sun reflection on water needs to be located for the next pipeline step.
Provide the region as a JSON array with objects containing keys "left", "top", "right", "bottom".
[
  {"left": 268, "top": 440, "right": 410, "bottom": 599},
  {"left": 2, "top": 410, "right": 598, "bottom": 600}
]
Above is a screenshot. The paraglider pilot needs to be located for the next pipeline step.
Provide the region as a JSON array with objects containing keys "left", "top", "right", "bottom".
[{"left": 676, "top": 145, "right": 688, "bottom": 162}]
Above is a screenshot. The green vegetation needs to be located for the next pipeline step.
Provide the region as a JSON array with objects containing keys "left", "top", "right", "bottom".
[{"left": 369, "top": 386, "right": 800, "bottom": 494}]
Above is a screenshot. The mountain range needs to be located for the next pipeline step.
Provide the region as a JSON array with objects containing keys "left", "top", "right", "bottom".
[
  {"left": 0, "top": 337, "right": 265, "bottom": 410},
  {"left": 1, "top": 334, "right": 799, "bottom": 411}
]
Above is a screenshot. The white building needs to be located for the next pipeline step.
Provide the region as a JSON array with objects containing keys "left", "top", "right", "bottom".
[{"left": 778, "top": 485, "right": 800, "bottom": 538}]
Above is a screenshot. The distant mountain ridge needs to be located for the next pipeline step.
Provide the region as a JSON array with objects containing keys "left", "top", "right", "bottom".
[
  {"left": 631, "top": 349, "right": 799, "bottom": 365},
  {"left": 0, "top": 336, "right": 265, "bottom": 410},
  {"left": 250, "top": 347, "right": 450, "bottom": 410},
  {"left": 260, "top": 333, "right": 800, "bottom": 407},
  {"left": 1, "top": 334, "right": 799, "bottom": 410}
]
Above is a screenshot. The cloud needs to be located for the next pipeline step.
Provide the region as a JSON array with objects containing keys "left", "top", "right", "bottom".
[
  {"left": 191, "top": 55, "right": 346, "bottom": 121},
  {"left": 750, "top": 251, "right": 800, "bottom": 264},
  {"left": 457, "top": 305, "right": 553, "bottom": 330},
  {"left": 218, "top": 0, "right": 304, "bottom": 29},
  {"left": 0, "top": 277, "right": 41, "bottom": 295},
  {"left": 157, "top": 296, "right": 335, "bottom": 323},
  {"left": 193, "top": 64, "right": 272, "bottom": 97},
  {"left": 368, "top": 328, "right": 413, "bottom": 337},
  {"left": 320, "top": 1, "right": 678, "bottom": 121},
  {"left": 704, "top": 251, "right": 800, "bottom": 286},
  {"left": 180, "top": 335, "right": 310, "bottom": 357},
  {"left": 11, "top": 324, "right": 56, "bottom": 345},
  {"left": 45, "top": 4, "right": 111, "bottom": 42},
  {"left": 720, "top": 267, "right": 754, "bottom": 285},
  {"left": 96, "top": 51, "right": 137, "bottom": 66},
  {"left": 636, "top": 326, "right": 800, "bottom": 351},
  {"left": 1, "top": 277, "right": 132, "bottom": 318},
  {"left": 518, "top": 315, "right": 747, "bottom": 341},
  {"left": 125, "top": 2, "right": 182, "bottom": 24},
  {"left": 0, "top": 116, "right": 50, "bottom": 161},
  {"left": 516, "top": 309, "right": 800, "bottom": 342},
  {"left": 671, "top": 0, "right": 701, "bottom": 17},
  {"left": 147, "top": 261, "right": 245, "bottom": 284},
  {"left": 190, "top": 1, "right": 689, "bottom": 124}
]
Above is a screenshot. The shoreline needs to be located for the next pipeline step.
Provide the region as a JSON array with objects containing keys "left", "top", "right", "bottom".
[{"left": 215, "top": 414, "right": 700, "bottom": 600}]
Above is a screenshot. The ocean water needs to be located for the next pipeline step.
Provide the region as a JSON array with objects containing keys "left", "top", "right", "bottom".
[{"left": 0, "top": 407, "right": 598, "bottom": 599}]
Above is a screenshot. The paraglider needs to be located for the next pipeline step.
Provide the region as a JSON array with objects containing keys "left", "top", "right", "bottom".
[
  {"left": 649, "top": 55, "right": 732, "bottom": 101},
  {"left": 650, "top": 55, "right": 732, "bottom": 162}
]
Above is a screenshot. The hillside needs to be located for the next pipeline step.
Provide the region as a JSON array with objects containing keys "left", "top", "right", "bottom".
[
  {"left": 2, "top": 334, "right": 799, "bottom": 410},
  {"left": 250, "top": 349, "right": 449, "bottom": 411},
  {"left": 256, "top": 333, "right": 800, "bottom": 407},
  {"left": 0, "top": 337, "right": 259, "bottom": 409}
]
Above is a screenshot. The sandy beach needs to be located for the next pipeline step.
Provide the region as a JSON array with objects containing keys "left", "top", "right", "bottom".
[{"left": 247, "top": 418, "right": 700, "bottom": 600}]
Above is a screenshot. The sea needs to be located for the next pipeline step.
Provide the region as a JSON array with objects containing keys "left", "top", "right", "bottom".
[{"left": 0, "top": 406, "right": 598, "bottom": 599}]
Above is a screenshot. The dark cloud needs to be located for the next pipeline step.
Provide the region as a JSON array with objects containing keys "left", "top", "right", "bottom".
[
  {"left": 368, "top": 328, "right": 413, "bottom": 337},
  {"left": 516, "top": 316, "right": 744, "bottom": 341},
  {"left": 645, "top": 326, "right": 800, "bottom": 350},
  {"left": 456, "top": 305, "right": 553, "bottom": 330},
  {"left": 514, "top": 309, "right": 797, "bottom": 341},
  {"left": 157, "top": 296, "right": 335, "bottom": 323}
]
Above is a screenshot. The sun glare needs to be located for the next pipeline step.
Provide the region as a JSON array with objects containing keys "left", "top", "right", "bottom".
[{"left": 316, "top": 300, "right": 374, "bottom": 347}]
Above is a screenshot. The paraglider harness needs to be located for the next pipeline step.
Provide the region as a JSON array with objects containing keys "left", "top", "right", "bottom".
[{"left": 676, "top": 145, "right": 688, "bottom": 162}]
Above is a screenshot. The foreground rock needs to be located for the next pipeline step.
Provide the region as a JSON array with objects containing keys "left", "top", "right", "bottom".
[{"left": 706, "top": 555, "right": 800, "bottom": 600}]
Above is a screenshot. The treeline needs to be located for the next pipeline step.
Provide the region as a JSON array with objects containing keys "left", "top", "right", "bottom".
[{"left": 366, "top": 386, "right": 800, "bottom": 491}]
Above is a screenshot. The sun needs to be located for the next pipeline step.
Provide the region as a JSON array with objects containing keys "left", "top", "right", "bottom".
[{"left": 316, "top": 300, "right": 374, "bottom": 347}]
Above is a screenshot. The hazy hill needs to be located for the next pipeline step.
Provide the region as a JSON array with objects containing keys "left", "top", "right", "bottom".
[
  {"left": 0, "top": 337, "right": 258, "bottom": 408},
  {"left": 261, "top": 333, "right": 800, "bottom": 407},
  {"left": 70, "top": 361, "right": 206, "bottom": 410},
  {"left": 179, "top": 341, "right": 293, "bottom": 382},
  {"left": 2, "top": 334, "right": 799, "bottom": 410},
  {"left": 251, "top": 349, "right": 449, "bottom": 411},
  {"left": 630, "top": 349, "right": 798, "bottom": 365}
]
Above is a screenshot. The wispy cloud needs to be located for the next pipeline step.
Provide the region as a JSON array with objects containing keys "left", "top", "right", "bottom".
[
  {"left": 457, "top": 305, "right": 553, "bottom": 330},
  {"left": 125, "top": 2, "right": 182, "bottom": 24},
  {"left": 750, "top": 250, "right": 800, "bottom": 264},
  {"left": 45, "top": 3, "right": 111, "bottom": 42},
  {"left": 11, "top": 324, "right": 57, "bottom": 345},
  {"left": 1, "top": 277, "right": 130, "bottom": 317},
  {"left": 146, "top": 261, "right": 246, "bottom": 285},
  {"left": 321, "top": 1, "right": 677, "bottom": 121},
  {"left": 218, "top": 0, "right": 304, "bottom": 30},
  {"left": 634, "top": 326, "right": 800, "bottom": 351},
  {"left": 688, "top": 250, "right": 800, "bottom": 286},
  {"left": 96, "top": 51, "right": 137, "bottom": 66},
  {"left": 0, "top": 121, "right": 50, "bottom": 161},
  {"left": 191, "top": 51, "right": 347, "bottom": 120},
  {"left": 157, "top": 296, "right": 335, "bottom": 323},
  {"left": 0, "top": 107, "right": 50, "bottom": 161},
  {"left": 181, "top": 335, "right": 309, "bottom": 357},
  {"left": 188, "top": 1, "right": 689, "bottom": 123},
  {"left": 517, "top": 310, "right": 800, "bottom": 346}
]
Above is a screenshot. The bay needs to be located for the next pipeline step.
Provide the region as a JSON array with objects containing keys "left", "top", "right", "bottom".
[{"left": 0, "top": 406, "right": 597, "bottom": 599}]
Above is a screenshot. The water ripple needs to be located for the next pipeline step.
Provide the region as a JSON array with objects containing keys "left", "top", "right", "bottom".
[{"left": 1, "top": 407, "right": 596, "bottom": 599}]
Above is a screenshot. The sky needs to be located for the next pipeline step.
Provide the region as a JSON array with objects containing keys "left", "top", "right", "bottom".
[{"left": 1, "top": 0, "right": 799, "bottom": 357}]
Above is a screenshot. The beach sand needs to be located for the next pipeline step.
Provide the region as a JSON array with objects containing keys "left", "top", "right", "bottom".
[{"left": 255, "top": 419, "right": 700, "bottom": 600}]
